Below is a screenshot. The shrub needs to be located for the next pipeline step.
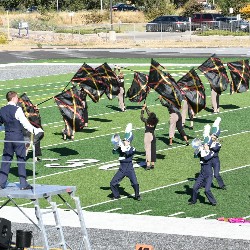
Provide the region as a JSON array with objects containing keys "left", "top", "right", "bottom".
[{"left": 0, "top": 32, "right": 8, "bottom": 44}]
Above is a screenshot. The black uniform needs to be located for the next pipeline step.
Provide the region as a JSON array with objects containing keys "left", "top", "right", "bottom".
[
  {"left": 210, "top": 141, "right": 225, "bottom": 188},
  {"left": 110, "top": 145, "right": 140, "bottom": 199},
  {"left": 190, "top": 148, "right": 217, "bottom": 205},
  {"left": 0, "top": 105, "right": 29, "bottom": 189}
]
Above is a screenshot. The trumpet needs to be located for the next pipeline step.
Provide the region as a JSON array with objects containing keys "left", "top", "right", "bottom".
[{"left": 111, "top": 134, "right": 122, "bottom": 149}]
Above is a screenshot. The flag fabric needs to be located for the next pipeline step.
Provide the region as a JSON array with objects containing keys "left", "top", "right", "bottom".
[
  {"left": 148, "top": 58, "right": 182, "bottom": 109},
  {"left": 18, "top": 93, "right": 42, "bottom": 128},
  {"left": 70, "top": 63, "right": 106, "bottom": 103},
  {"left": 71, "top": 63, "right": 96, "bottom": 84},
  {"left": 54, "top": 87, "right": 85, "bottom": 136},
  {"left": 227, "top": 59, "right": 250, "bottom": 93},
  {"left": 95, "top": 62, "right": 120, "bottom": 100},
  {"left": 126, "top": 72, "right": 149, "bottom": 102},
  {"left": 198, "top": 56, "right": 229, "bottom": 94},
  {"left": 177, "top": 68, "right": 206, "bottom": 114}
]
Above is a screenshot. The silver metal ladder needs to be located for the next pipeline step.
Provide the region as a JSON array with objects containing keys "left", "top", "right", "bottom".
[
  {"left": 33, "top": 194, "right": 91, "bottom": 250},
  {"left": 34, "top": 199, "right": 67, "bottom": 249}
]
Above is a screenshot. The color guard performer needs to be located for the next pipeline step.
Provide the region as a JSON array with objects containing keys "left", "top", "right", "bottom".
[
  {"left": 115, "top": 66, "right": 126, "bottom": 112},
  {"left": 159, "top": 96, "right": 189, "bottom": 146},
  {"left": 140, "top": 103, "right": 159, "bottom": 170}
]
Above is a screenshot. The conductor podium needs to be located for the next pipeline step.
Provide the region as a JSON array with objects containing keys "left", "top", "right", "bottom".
[
  {"left": 0, "top": 140, "right": 91, "bottom": 250},
  {"left": 0, "top": 183, "right": 91, "bottom": 250}
]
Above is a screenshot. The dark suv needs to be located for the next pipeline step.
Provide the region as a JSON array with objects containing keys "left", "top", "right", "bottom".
[{"left": 146, "top": 15, "right": 189, "bottom": 32}]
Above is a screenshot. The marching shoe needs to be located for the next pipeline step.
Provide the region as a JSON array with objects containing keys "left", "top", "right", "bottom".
[
  {"left": 189, "top": 126, "right": 193, "bottom": 130},
  {"left": 188, "top": 201, "right": 196, "bottom": 205},
  {"left": 145, "top": 166, "right": 151, "bottom": 170},
  {"left": 186, "top": 141, "right": 190, "bottom": 146},
  {"left": 20, "top": 184, "right": 33, "bottom": 190},
  {"left": 211, "top": 203, "right": 217, "bottom": 206},
  {"left": 136, "top": 196, "right": 142, "bottom": 201},
  {"left": 150, "top": 165, "right": 155, "bottom": 169},
  {"left": 112, "top": 196, "right": 121, "bottom": 200}
]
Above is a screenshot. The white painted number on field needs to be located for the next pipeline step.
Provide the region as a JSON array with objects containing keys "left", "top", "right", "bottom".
[{"left": 45, "top": 158, "right": 99, "bottom": 168}]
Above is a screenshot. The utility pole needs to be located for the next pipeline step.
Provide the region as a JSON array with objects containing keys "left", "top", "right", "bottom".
[{"left": 110, "top": 0, "right": 113, "bottom": 31}]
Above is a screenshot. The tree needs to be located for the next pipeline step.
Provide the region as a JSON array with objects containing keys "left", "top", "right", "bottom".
[
  {"left": 181, "top": 0, "right": 203, "bottom": 17},
  {"left": 216, "top": 0, "right": 249, "bottom": 15},
  {"left": 144, "top": 0, "right": 176, "bottom": 20}
]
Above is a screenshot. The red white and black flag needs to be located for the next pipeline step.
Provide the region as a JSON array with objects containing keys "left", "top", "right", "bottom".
[
  {"left": 148, "top": 58, "right": 182, "bottom": 109},
  {"left": 177, "top": 68, "right": 206, "bottom": 114},
  {"left": 227, "top": 59, "right": 250, "bottom": 93},
  {"left": 126, "top": 72, "right": 149, "bottom": 102},
  {"left": 54, "top": 87, "right": 85, "bottom": 136},
  {"left": 198, "top": 56, "right": 229, "bottom": 95},
  {"left": 95, "top": 62, "right": 120, "bottom": 100}
]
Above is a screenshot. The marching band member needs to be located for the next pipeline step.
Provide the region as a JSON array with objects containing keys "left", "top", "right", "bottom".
[
  {"left": 210, "top": 117, "right": 226, "bottom": 190},
  {"left": 110, "top": 123, "right": 141, "bottom": 201},
  {"left": 189, "top": 125, "right": 217, "bottom": 206}
]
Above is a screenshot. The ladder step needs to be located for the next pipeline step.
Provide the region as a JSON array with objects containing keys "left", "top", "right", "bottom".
[
  {"left": 49, "top": 242, "right": 66, "bottom": 248},
  {"left": 41, "top": 209, "right": 55, "bottom": 215},
  {"left": 45, "top": 225, "right": 60, "bottom": 231}
]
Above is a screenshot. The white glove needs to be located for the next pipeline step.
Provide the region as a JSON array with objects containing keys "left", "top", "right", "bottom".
[{"left": 34, "top": 127, "right": 44, "bottom": 135}]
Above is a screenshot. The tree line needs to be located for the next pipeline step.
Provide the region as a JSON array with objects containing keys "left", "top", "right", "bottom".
[{"left": 0, "top": 0, "right": 249, "bottom": 19}]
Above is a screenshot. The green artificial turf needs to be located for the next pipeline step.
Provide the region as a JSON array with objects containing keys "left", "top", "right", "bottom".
[{"left": 0, "top": 58, "right": 250, "bottom": 219}]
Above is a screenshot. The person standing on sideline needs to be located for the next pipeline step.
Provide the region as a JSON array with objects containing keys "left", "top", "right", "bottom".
[
  {"left": 181, "top": 99, "right": 195, "bottom": 130},
  {"left": 115, "top": 66, "right": 126, "bottom": 112},
  {"left": 140, "top": 103, "right": 159, "bottom": 170},
  {"left": 210, "top": 117, "right": 226, "bottom": 190},
  {"left": 211, "top": 88, "right": 220, "bottom": 113},
  {"left": 0, "top": 91, "right": 44, "bottom": 190},
  {"left": 159, "top": 96, "right": 189, "bottom": 146},
  {"left": 110, "top": 123, "right": 141, "bottom": 201},
  {"left": 189, "top": 136, "right": 217, "bottom": 206}
]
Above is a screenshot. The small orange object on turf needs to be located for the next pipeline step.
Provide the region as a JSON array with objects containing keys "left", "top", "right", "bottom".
[{"left": 135, "top": 243, "right": 154, "bottom": 250}]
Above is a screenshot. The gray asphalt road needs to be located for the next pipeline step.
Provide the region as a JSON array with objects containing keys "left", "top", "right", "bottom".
[{"left": 0, "top": 47, "right": 250, "bottom": 64}]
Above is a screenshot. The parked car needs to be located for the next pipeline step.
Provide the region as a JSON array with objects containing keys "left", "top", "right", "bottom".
[
  {"left": 191, "top": 13, "right": 224, "bottom": 30},
  {"left": 26, "top": 6, "right": 38, "bottom": 12},
  {"left": 214, "top": 16, "right": 237, "bottom": 30},
  {"left": 237, "top": 20, "right": 250, "bottom": 32},
  {"left": 146, "top": 15, "right": 189, "bottom": 32},
  {"left": 112, "top": 3, "right": 138, "bottom": 11}
]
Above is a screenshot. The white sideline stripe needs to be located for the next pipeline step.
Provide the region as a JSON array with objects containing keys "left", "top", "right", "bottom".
[
  {"left": 201, "top": 214, "right": 217, "bottom": 219},
  {"left": 2, "top": 206, "right": 250, "bottom": 241},
  {"left": 104, "top": 208, "right": 122, "bottom": 213},
  {"left": 168, "top": 212, "right": 185, "bottom": 217},
  {"left": 136, "top": 210, "right": 152, "bottom": 215}
]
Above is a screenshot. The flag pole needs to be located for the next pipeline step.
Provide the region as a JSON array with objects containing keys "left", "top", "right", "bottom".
[{"left": 36, "top": 80, "right": 73, "bottom": 106}]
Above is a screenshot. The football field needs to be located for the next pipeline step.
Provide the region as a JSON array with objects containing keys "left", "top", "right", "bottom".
[{"left": 0, "top": 57, "right": 250, "bottom": 223}]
